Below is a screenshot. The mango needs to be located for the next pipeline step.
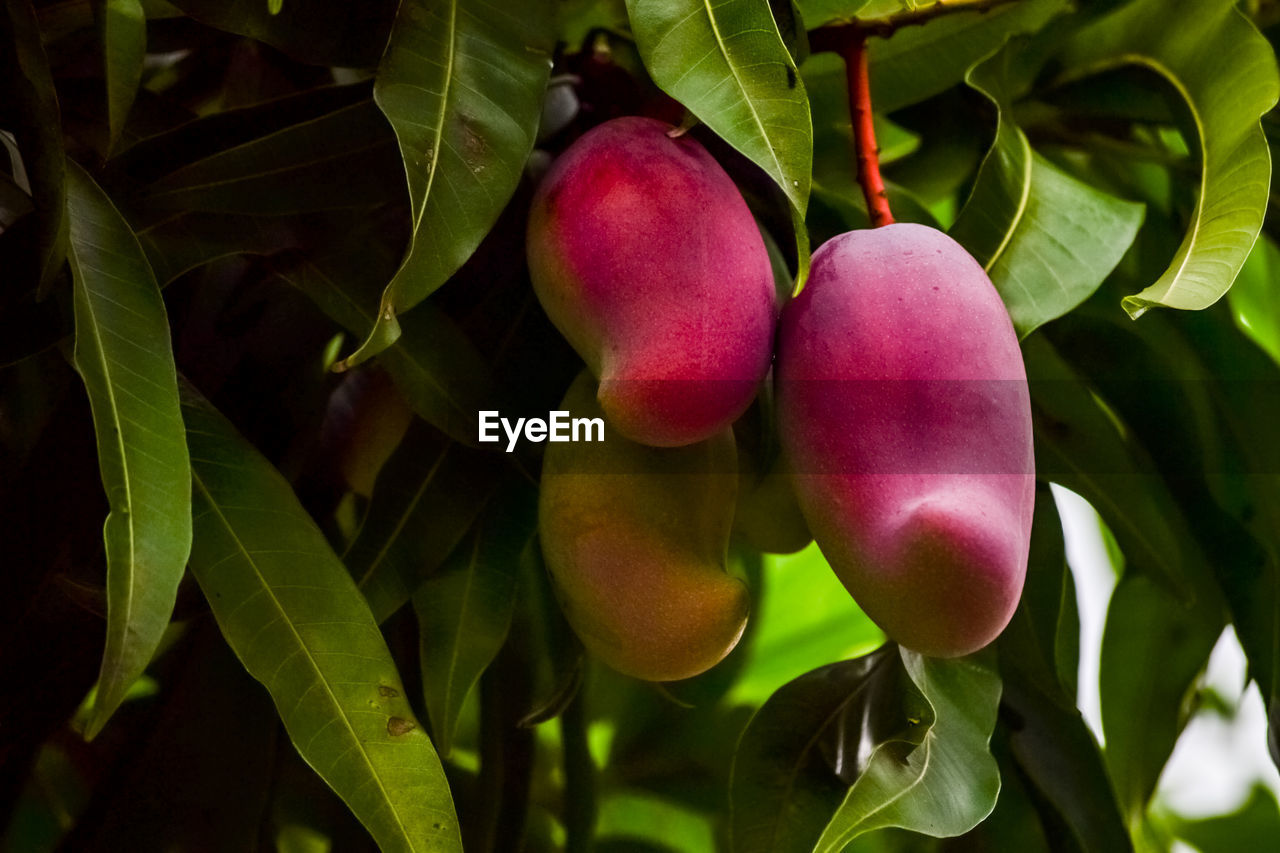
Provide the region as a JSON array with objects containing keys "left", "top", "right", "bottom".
[
  {"left": 527, "top": 116, "right": 776, "bottom": 447},
  {"left": 331, "top": 367, "right": 413, "bottom": 497},
  {"left": 539, "top": 372, "right": 749, "bottom": 681},
  {"left": 775, "top": 224, "right": 1034, "bottom": 657}
]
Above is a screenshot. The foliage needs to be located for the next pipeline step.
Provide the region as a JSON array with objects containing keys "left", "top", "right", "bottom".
[{"left": 3, "top": 0, "right": 1280, "bottom": 850}]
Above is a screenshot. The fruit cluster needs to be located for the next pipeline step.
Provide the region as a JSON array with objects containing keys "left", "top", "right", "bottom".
[{"left": 528, "top": 117, "right": 1035, "bottom": 681}]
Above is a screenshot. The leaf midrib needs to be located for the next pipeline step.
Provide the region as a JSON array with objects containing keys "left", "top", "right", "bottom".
[
  {"left": 192, "top": 469, "right": 415, "bottom": 849},
  {"left": 71, "top": 242, "right": 138, "bottom": 709},
  {"left": 699, "top": 0, "right": 789, "bottom": 197}
]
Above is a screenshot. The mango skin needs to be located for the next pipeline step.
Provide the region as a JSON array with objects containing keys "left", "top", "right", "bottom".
[
  {"left": 539, "top": 372, "right": 749, "bottom": 681},
  {"left": 528, "top": 116, "right": 776, "bottom": 447},
  {"left": 775, "top": 224, "right": 1034, "bottom": 657}
]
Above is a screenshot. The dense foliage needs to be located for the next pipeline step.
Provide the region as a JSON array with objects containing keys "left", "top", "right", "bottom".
[{"left": 4, "top": 0, "right": 1280, "bottom": 850}]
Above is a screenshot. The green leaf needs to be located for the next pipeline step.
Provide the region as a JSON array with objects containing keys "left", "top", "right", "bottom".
[
  {"left": 182, "top": 383, "right": 461, "bottom": 853},
  {"left": 950, "top": 45, "right": 1145, "bottom": 338},
  {"left": 1059, "top": 0, "right": 1279, "bottom": 317},
  {"left": 1099, "top": 573, "right": 1223, "bottom": 828},
  {"left": 730, "top": 647, "right": 1000, "bottom": 852},
  {"left": 795, "top": 0, "right": 871, "bottom": 28},
  {"left": 726, "top": 543, "right": 884, "bottom": 707},
  {"left": 998, "top": 487, "right": 1131, "bottom": 852},
  {"left": 342, "top": 0, "right": 553, "bottom": 368},
  {"left": 166, "top": 0, "right": 396, "bottom": 66},
  {"left": 1169, "top": 785, "right": 1280, "bottom": 853},
  {"left": 272, "top": 225, "right": 495, "bottom": 445},
  {"left": 100, "top": 0, "right": 146, "bottom": 154},
  {"left": 1229, "top": 233, "right": 1280, "bottom": 366},
  {"left": 1024, "top": 334, "right": 1199, "bottom": 601},
  {"left": 868, "top": 0, "right": 1069, "bottom": 114},
  {"left": 345, "top": 421, "right": 503, "bottom": 624},
  {"left": 65, "top": 161, "right": 192, "bottom": 740},
  {"left": 1, "top": 0, "right": 68, "bottom": 292},
  {"left": 814, "top": 652, "right": 1001, "bottom": 849},
  {"left": 142, "top": 100, "right": 403, "bottom": 215},
  {"left": 415, "top": 484, "right": 536, "bottom": 757},
  {"left": 138, "top": 212, "right": 301, "bottom": 286},
  {"left": 625, "top": 0, "right": 813, "bottom": 284},
  {"left": 730, "top": 645, "right": 906, "bottom": 853}
]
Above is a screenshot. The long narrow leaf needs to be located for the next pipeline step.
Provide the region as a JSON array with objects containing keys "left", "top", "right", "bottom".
[
  {"left": 342, "top": 0, "right": 553, "bottom": 367},
  {"left": 100, "top": 0, "right": 146, "bottom": 153},
  {"left": 182, "top": 384, "right": 461, "bottom": 853},
  {"left": 66, "top": 161, "right": 192, "bottom": 739}
]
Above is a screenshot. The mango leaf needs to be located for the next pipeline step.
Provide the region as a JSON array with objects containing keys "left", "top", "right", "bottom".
[
  {"left": 1229, "top": 233, "right": 1280, "bottom": 367},
  {"left": 1059, "top": 0, "right": 1279, "bottom": 317},
  {"left": 795, "top": 0, "right": 871, "bottom": 28},
  {"left": 181, "top": 383, "right": 461, "bottom": 853},
  {"left": 142, "top": 100, "right": 403, "bottom": 215},
  {"left": 1099, "top": 573, "right": 1223, "bottom": 828},
  {"left": 65, "top": 161, "right": 192, "bottom": 740},
  {"left": 949, "top": 44, "right": 1145, "bottom": 339},
  {"left": 867, "top": 0, "right": 1068, "bottom": 113},
  {"left": 345, "top": 420, "right": 502, "bottom": 624},
  {"left": 997, "top": 486, "right": 1131, "bottom": 852},
  {"left": 166, "top": 0, "right": 396, "bottom": 66},
  {"left": 1, "top": 0, "right": 67, "bottom": 292},
  {"left": 415, "top": 483, "right": 536, "bottom": 757},
  {"left": 100, "top": 0, "right": 146, "bottom": 154},
  {"left": 625, "top": 0, "right": 812, "bottom": 284},
  {"left": 814, "top": 652, "right": 1001, "bottom": 849},
  {"left": 274, "top": 231, "right": 495, "bottom": 445},
  {"left": 341, "top": 0, "right": 553, "bottom": 368},
  {"left": 138, "top": 211, "right": 302, "bottom": 286},
  {"left": 730, "top": 646, "right": 999, "bottom": 852}
]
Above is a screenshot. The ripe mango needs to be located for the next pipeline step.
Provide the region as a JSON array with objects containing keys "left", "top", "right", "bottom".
[
  {"left": 527, "top": 116, "right": 776, "bottom": 447},
  {"left": 539, "top": 372, "right": 749, "bottom": 681},
  {"left": 775, "top": 224, "right": 1034, "bottom": 657}
]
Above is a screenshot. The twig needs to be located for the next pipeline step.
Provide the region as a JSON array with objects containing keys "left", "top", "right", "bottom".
[
  {"left": 810, "top": 0, "right": 1022, "bottom": 51},
  {"left": 844, "top": 37, "right": 894, "bottom": 227}
]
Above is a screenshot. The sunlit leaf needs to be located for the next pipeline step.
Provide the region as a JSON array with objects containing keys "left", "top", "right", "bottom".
[
  {"left": 814, "top": 652, "right": 1000, "bottom": 849},
  {"left": 66, "top": 161, "right": 192, "bottom": 740},
  {"left": 730, "top": 647, "right": 999, "bottom": 852},
  {"left": 1229, "top": 233, "right": 1280, "bottom": 367},
  {"left": 182, "top": 383, "right": 461, "bottom": 853},
  {"left": 626, "top": 0, "right": 812, "bottom": 284},
  {"left": 1059, "top": 0, "right": 1279, "bottom": 317},
  {"left": 950, "top": 45, "right": 1144, "bottom": 338},
  {"left": 100, "top": 0, "right": 146, "bottom": 154},
  {"left": 416, "top": 484, "right": 536, "bottom": 756},
  {"left": 342, "top": 0, "right": 553, "bottom": 367}
]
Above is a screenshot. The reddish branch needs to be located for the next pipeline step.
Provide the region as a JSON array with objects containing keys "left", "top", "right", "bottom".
[
  {"left": 843, "top": 37, "right": 894, "bottom": 228},
  {"left": 809, "top": 0, "right": 1021, "bottom": 227}
]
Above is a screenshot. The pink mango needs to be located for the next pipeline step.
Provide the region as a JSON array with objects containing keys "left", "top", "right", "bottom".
[
  {"left": 775, "top": 224, "right": 1034, "bottom": 657},
  {"left": 527, "top": 116, "right": 776, "bottom": 447}
]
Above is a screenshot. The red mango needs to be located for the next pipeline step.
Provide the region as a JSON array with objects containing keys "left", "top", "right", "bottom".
[
  {"left": 776, "top": 224, "right": 1034, "bottom": 657},
  {"left": 527, "top": 116, "right": 776, "bottom": 447}
]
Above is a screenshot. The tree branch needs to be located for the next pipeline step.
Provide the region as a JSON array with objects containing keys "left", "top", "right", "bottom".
[
  {"left": 810, "top": 0, "right": 1023, "bottom": 52},
  {"left": 844, "top": 37, "right": 894, "bottom": 228}
]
